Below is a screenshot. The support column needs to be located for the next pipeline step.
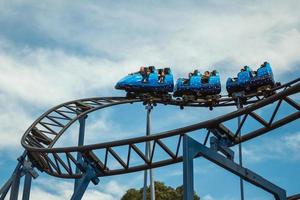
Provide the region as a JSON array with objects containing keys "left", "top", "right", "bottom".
[
  {"left": 9, "top": 170, "right": 21, "bottom": 200},
  {"left": 0, "top": 153, "right": 37, "bottom": 200},
  {"left": 237, "top": 96, "right": 245, "bottom": 200},
  {"left": 22, "top": 172, "right": 32, "bottom": 200},
  {"left": 21, "top": 159, "right": 38, "bottom": 200},
  {"left": 74, "top": 115, "right": 87, "bottom": 191},
  {"left": 182, "top": 135, "right": 287, "bottom": 200},
  {"left": 0, "top": 176, "right": 14, "bottom": 199},
  {"left": 183, "top": 135, "right": 195, "bottom": 200},
  {"left": 71, "top": 164, "right": 99, "bottom": 200},
  {"left": 143, "top": 104, "right": 155, "bottom": 200},
  {"left": 0, "top": 160, "right": 23, "bottom": 199}
]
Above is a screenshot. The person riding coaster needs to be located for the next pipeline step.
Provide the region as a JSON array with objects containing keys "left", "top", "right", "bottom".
[
  {"left": 173, "top": 68, "right": 221, "bottom": 99},
  {"left": 226, "top": 62, "right": 275, "bottom": 95},
  {"left": 139, "top": 66, "right": 153, "bottom": 83},
  {"left": 182, "top": 70, "right": 201, "bottom": 85},
  {"left": 158, "top": 69, "right": 165, "bottom": 83},
  {"left": 201, "top": 71, "right": 211, "bottom": 83},
  {"left": 115, "top": 66, "right": 174, "bottom": 98},
  {"left": 183, "top": 72, "right": 193, "bottom": 84},
  {"left": 139, "top": 66, "right": 147, "bottom": 82}
]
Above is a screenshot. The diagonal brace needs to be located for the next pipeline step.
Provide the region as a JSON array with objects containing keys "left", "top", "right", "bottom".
[
  {"left": 183, "top": 135, "right": 287, "bottom": 200},
  {"left": 71, "top": 161, "right": 100, "bottom": 200}
]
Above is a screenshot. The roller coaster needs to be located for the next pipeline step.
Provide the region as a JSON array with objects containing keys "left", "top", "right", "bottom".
[{"left": 0, "top": 71, "right": 300, "bottom": 199}]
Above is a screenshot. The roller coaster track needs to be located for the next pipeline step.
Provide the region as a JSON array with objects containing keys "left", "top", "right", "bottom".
[
  {"left": 20, "top": 78, "right": 300, "bottom": 179},
  {"left": 1, "top": 77, "right": 300, "bottom": 200}
]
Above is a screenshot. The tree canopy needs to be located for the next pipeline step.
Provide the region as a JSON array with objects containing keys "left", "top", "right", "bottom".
[{"left": 121, "top": 181, "right": 200, "bottom": 200}]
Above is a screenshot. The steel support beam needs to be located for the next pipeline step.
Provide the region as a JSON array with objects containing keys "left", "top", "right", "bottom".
[
  {"left": 235, "top": 95, "right": 245, "bottom": 200},
  {"left": 22, "top": 172, "right": 32, "bottom": 200},
  {"left": 71, "top": 164, "right": 99, "bottom": 200},
  {"left": 183, "top": 135, "right": 199, "bottom": 200},
  {"left": 0, "top": 151, "right": 37, "bottom": 200},
  {"left": 0, "top": 160, "right": 23, "bottom": 200},
  {"left": 9, "top": 170, "right": 21, "bottom": 200},
  {"left": 183, "top": 135, "right": 287, "bottom": 200},
  {"left": 143, "top": 104, "right": 155, "bottom": 200},
  {"left": 0, "top": 177, "right": 13, "bottom": 200},
  {"left": 21, "top": 159, "right": 38, "bottom": 200},
  {"left": 2, "top": 153, "right": 26, "bottom": 200},
  {"left": 74, "top": 115, "right": 87, "bottom": 191}
]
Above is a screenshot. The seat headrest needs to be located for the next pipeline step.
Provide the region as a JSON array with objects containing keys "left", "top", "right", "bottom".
[{"left": 164, "top": 68, "right": 171, "bottom": 74}]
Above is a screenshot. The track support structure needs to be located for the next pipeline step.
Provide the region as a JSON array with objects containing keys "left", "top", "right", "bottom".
[
  {"left": 0, "top": 151, "right": 38, "bottom": 200},
  {"left": 233, "top": 92, "right": 245, "bottom": 200},
  {"left": 143, "top": 103, "right": 155, "bottom": 200},
  {"left": 71, "top": 160, "right": 100, "bottom": 200},
  {"left": 74, "top": 115, "right": 88, "bottom": 191},
  {"left": 182, "top": 135, "right": 287, "bottom": 200}
]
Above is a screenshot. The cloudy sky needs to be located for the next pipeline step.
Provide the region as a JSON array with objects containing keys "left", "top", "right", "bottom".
[{"left": 0, "top": 0, "right": 300, "bottom": 199}]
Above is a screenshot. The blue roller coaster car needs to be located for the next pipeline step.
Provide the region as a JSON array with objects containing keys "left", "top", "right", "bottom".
[
  {"left": 226, "top": 62, "right": 275, "bottom": 95},
  {"left": 115, "top": 66, "right": 174, "bottom": 96},
  {"left": 173, "top": 70, "right": 221, "bottom": 97}
]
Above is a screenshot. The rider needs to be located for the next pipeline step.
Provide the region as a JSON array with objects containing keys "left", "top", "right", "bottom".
[
  {"left": 261, "top": 61, "right": 268, "bottom": 68},
  {"left": 211, "top": 70, "right": 217, "bottom": 76},
  {"left": 183, "top": 72, "right": 193, "bottom": 84},
  {"left": 201, "top": 71, "right": 211, "bottom": 83},
  {"left": 193, "top": 69, "right": 199, "bottom": 76},
  {"left": 158, "top": 69, "right": 165, "bottom": 83},
  {"left": 140, "top": 66, "right": 148, "bottom": 83}
]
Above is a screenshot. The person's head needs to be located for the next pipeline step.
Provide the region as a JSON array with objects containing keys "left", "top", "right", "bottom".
[
  {"left": 204, "top": 71, "right": 210, "bottom": 76},
  {"left": 140, "top": 66, "right": 145, "bottom": 71}
]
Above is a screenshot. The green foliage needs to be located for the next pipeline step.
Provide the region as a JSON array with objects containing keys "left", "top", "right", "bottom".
[{"left": 121, "top": 181, "right": 200, "bottom": 200}]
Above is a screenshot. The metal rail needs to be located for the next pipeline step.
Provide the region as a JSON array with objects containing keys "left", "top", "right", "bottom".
[
  {"left": 18, "top": 78, "right": 300, "bottom": 179},
  {"left": 1, "top": 78, "right": 299, "bottom": 200}
]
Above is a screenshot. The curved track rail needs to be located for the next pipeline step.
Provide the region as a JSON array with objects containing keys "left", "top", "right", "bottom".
[{"left": 19, "top": 78, "right": 300, "bottom": 180}]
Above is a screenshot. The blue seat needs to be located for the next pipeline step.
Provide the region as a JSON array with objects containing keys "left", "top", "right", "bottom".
[
  {"left": 226, "top": 63, "right": 275, "bottom": 94},
  {"left": 174, "top": 70, "right": 221, "bottom": 97},
  {"left": 115, "top": 66, "right": 174, "bottom": 94}
]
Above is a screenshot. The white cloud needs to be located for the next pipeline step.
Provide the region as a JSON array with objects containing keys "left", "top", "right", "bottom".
[
  {"left": 0, "top": 45, "right": 133, "bottom": 106},
  {"left": 1, "top": 1, "right": 300, "bottom": 77},
  {"left": 103, "top": 180, "right": 128, "bottom": 198},
  {"left": 0, "top": 93, "right": 33, "bottom": 151},
  {"left": 203, "top": 194, "right": 215, "bottom": 200},
  {"left": 284, "top": 133, "right": 300, "bottom": 151},
  {"left": 26, "top": 178, "right": 126, "bottom": 200},
  {"left": 0, "top": 1, "right": 299, "bottom": 199},
  {"left": 243, "top": 132, "right": 300, "bottom": 163}
]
